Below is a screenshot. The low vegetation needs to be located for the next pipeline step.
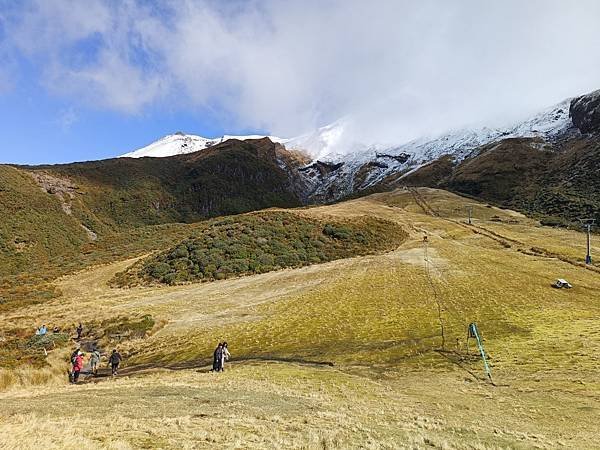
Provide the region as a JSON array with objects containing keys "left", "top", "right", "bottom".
[
  {"left": 113, "top": 211, "right": 407, "bottom": 286},
  {"left": 0, "top": 329, "right": 70, "bottom": 369},
  {"left": 0, "top": 213, "right": 207, "bottom": 312}
]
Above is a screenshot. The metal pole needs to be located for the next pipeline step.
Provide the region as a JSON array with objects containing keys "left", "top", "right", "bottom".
[
  {"left": 586, "top": 224, "right": 592, "bottom": 265},
  {"left": 469, "top": 323, "right": 492, "bottom": 381}
]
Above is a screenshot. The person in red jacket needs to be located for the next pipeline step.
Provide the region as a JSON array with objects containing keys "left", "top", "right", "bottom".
[{"left": 71, "top": 350, "right": 84, "bottom": 383}]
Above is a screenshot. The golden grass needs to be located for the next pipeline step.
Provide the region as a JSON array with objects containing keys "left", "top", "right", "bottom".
[{"left": 1, "top": 187, "right": 599, "bottom": 448}]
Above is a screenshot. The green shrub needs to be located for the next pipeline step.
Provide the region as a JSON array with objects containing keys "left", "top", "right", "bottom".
[
  {"left": 149, "top": 262, "right": 171, "bottom": 278},
  {"left": 323, "top": 224, "right": 352, "bottom": 240},
  {"left": 116, "top": 211, "right": 407, "bottom": 286}
]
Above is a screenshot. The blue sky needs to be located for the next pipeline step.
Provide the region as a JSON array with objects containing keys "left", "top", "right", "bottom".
[
  {"left": 0, "top": 76, "right": 241, "bottom": 165},
  {"left": 1, "top": 1, "right": 600, "bottom": 165}
]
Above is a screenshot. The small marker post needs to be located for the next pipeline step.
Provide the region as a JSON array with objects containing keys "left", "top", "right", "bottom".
[
  {"left": 578, "top": 219, "right": 595, "bottom": 265},
  {"left": 466, "top": 206, "right": 473, "bottom": 225}
]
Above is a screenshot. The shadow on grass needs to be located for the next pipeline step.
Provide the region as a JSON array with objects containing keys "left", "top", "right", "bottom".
[
  {"left": 82, "top": 355, "right": 335, "bottom": 384},
  {"left": 434, "top": 349, "right": 507, "bottom": 387}
]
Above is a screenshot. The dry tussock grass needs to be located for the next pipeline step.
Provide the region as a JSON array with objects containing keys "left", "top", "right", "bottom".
[
  {"left": 1, "top": 188, "right": 599, "bottom": 448},
  {"left": 0, "top": 349, "right": 69, "bottom": 392}
]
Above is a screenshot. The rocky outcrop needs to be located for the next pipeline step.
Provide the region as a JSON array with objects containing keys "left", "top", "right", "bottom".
[
  {"left": 29, "top": 171, "right": 80, "bottom": 215},
  {"left": 570, "top": 90, "right": 600, "bottom": 134}
]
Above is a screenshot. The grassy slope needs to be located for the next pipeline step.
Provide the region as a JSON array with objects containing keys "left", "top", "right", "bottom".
[
  {"left": 0, "top": 162, "right": 217, "bottom": 309},
  {"left": 0, "top": 165, "right": 89, "bottom": 274},
  {"left": 1, "top": 188, "right": 598, "bottom": 448},
  {"left": 0, "top": 139, "right": 302, "bottom": 306},
  {"left": 0, "top": 165, "right": 90, "bottom": 305},
  {"left": 23, "top": 138, "right": 301, "bottom": 231},
  {"left": 400, "top": 137, "right": 600, "bottom": 227}
]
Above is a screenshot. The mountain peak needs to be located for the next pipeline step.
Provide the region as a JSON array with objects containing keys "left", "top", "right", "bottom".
[{"left": 121, "top": 133, "right": 287, "bottom": 158}]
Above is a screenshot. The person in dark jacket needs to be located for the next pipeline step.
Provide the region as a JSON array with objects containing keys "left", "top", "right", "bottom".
[
  {"left": 108, "top": 349, "right": 122, "bottom": 376},
  {"left": 212, "top": 343, "right": 223, "bottom": 372},
  {"left": 76, "top": 323, "right": 83, "bottom": 340}
]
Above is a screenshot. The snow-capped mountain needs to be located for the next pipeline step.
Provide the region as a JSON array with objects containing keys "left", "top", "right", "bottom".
[
  {"left": 291, "top": 98, "right": 575, "bottom": 201},
  {"left": 119, "top": 95, "right": 579, "bottom": 202},
  {"left": 121, "top": 132, "right": 287, "bottom": 158}
]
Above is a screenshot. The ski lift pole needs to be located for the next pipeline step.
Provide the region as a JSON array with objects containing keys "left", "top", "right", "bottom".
[{"left": 469, "top": 323, "right": 492, "bottom": 382}]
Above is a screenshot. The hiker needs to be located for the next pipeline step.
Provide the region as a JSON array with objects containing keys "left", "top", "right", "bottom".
[
  {"left": 36, "top": 324, "right": 47, "bottom": 336},
  {"left": 212, "top": 343, "right": 223, "bottom": 372},
  {"left": 108, "top": 349, "right": 122, "bottom": 376},
  {"left": 220, "top": 342, "right": 231, "bottom": 372},
  {"left": 71, "top": 350, "right": 84, "bottom": 383},
  {"left": 89, "top": 349, "right": 101, "bottom": 376},
  {"left": 76, "top": 323, "right": 83, "bottom": 340}
]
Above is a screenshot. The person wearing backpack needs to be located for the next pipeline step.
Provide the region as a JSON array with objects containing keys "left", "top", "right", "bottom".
[
  {"left": 108, "top": 349, "right": 122, "bottom": 376},
  {"left": 68, "top": 348, "right": 79, "bottom": 383},
  {"left": 89, "top": 349, "right": 101, "bottom": 376},
  {"left": 71, "top": 350, "right": 84, "bottom": 383}
]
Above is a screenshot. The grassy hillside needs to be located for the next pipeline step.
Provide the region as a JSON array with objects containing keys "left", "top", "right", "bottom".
[
  {"left": 400, "top": 137, "right": 600, "bottom": 227},
  {"left": 0, "top": 165, "right": 91, "bottom": 306},
  {"left": 0, "top": 138, "right": 305, "bottom": 308},
  {"left": 22, "top": 138, "right": 302, "bottom": 232},
  {"left": 0, "top": 165, "right": 89, "bottom": 275},
  {"left": 0, "top": 162, "right": 212, "bottom": 308},
  {"left": 114, "top": 211, "right": 407, "bottom": 286},
  {"left": 1, "top": 188, "right": 598, "bottom": 448}
]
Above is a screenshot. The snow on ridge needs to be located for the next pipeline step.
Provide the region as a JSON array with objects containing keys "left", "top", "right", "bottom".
[
  {"left": 308, "top": 98, "right": 574, "bottom": 167},
  {"left": 120, "top": 132, "right": 286, "bottom": 158},
  {"left": 292, "top": 97, "right": 576, "bottom": 201},
  {"left": 120, "top": 96, "right": 575, "bottom": 198}
]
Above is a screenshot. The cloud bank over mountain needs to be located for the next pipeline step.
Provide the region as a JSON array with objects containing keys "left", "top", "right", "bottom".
[{"left": 2, "top": 0, "right": 600, "bottom": 150}]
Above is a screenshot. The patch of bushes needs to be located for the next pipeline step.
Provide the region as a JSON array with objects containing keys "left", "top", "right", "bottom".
[
  {"left": 0, "top": 330, "right": 70, "bottom": 369},
  {"left": 539, "top": 216, "right": 569, "bottom": 228},
  {"left": 26, "top": 333, "right": 70, "bottom": 350},
  {"left": 115, "top": 211, "right": 407, "bottom": 286}
]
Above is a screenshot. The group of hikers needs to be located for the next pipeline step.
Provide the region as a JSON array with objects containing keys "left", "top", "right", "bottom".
[
  {"left": 35, "top": 324, "right": 61, "bottom": 335},
  {"left": 211, "top": 342, "right": 231, "bottom": 372},
  {"left": 64, "top": 326, "right": 231, "bottom": 384},
  {"left": 35, "top": 322, "right": 84, "bottom": 339},
  {"left": 69, "top": 348, "right": 122, "bottom": 383},
  {"left": 70, "top": 341, "right": 230, "bottom": 383}
]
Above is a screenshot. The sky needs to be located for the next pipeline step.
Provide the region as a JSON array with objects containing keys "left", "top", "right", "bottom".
[{"left": 0, "top": 0, "right": 599, "bottom": 165}]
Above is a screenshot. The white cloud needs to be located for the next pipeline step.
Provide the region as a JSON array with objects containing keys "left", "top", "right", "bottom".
[
  {"left": 4, "top": 0, "right": 600, "bottom": 144},
  {"left": 45, "top": 50, "right": 167, "bottom": 113}
]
